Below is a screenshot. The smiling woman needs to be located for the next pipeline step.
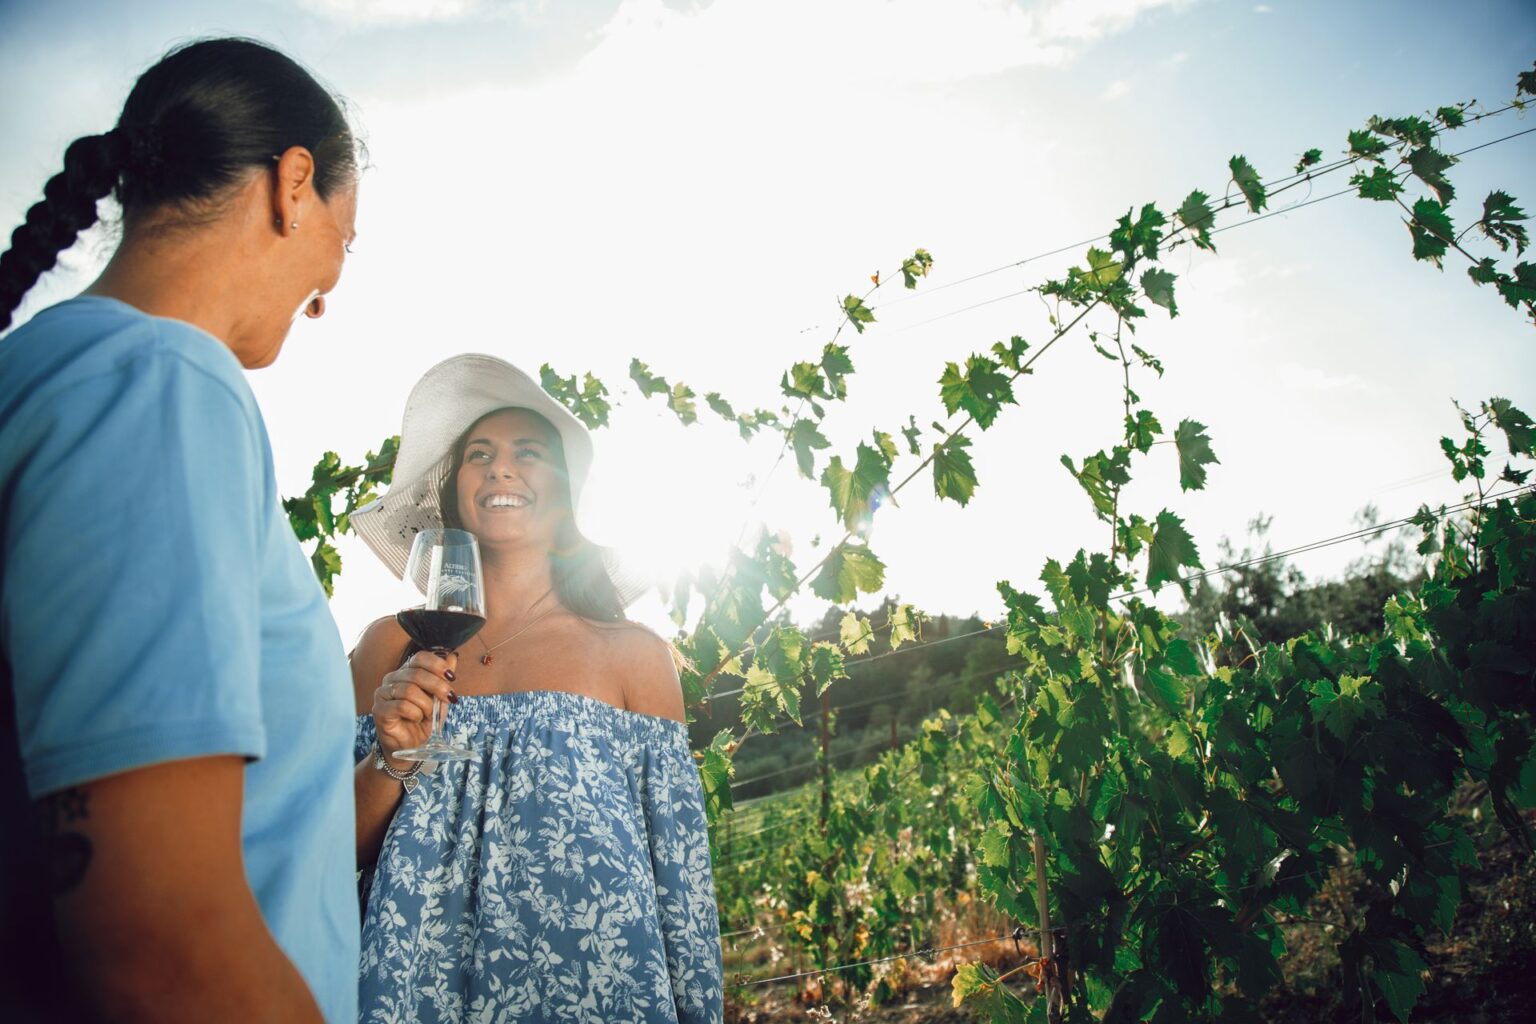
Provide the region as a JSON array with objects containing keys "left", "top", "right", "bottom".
[{"left": 346, "top": 353, "right": 724, "bottom": 1023}]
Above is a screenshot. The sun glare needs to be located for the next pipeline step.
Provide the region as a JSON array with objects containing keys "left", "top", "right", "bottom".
[{"left": 579, "top": 412, "right": 755, "bottom": 592}]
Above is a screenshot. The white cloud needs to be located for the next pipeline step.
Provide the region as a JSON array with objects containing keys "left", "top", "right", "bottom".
[
  {"left": 1037, "top": 0, "right": 1194, "bottom": 43},
  {"left": 584, "top": 0, "right": 1193, "bottom": 87},
  {"left": 297, "top": 0, "right": 537, "bottom": 27},
  {"left": 1102, "top": 78, "right": 1131, "bottom": 100}
]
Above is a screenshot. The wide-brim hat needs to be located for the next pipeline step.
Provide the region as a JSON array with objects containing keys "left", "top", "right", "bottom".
[{"left": 351, "top": 353, "right": 649, "bottom": 606}]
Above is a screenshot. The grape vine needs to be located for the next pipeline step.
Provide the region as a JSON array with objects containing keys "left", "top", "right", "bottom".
[{"left": 286, "top": 62, "right": 1536, "bottom": 1021}]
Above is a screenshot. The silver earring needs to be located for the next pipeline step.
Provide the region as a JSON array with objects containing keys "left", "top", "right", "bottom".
[{"left": 290, "top": 221, "right": 299, "bottom": 230}]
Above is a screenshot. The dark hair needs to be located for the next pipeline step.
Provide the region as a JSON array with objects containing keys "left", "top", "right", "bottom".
[
  {"left": 441, "top": 408, "right": 627, "bottom": 625},
  {"left": 0, "top": 37, "right": 359, "bottom": 330}
]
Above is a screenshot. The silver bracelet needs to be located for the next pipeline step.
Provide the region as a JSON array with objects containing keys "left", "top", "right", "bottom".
[{"left": 371, "top": 741, "right": 424, "bottom": 793}]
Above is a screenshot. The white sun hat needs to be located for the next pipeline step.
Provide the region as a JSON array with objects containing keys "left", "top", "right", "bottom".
[{"left": 350, "top": 353, "right": 649, "bottom": 606}]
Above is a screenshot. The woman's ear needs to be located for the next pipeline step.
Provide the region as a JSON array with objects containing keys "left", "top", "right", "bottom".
[{"left": 271, "top": 145, "right": 317, "bottom": 237}]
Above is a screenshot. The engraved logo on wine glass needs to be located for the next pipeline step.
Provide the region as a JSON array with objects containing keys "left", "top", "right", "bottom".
[{"left": 432, "top": 571, "right": 477, "bottom": 611}]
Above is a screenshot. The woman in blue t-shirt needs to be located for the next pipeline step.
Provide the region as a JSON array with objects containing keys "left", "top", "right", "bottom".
[
  {"left": 0, "top": 39, "right": 362, "bottom": 1024},
  {"left": 347, "top": 354, "right": 724, "bottom": 1022}
]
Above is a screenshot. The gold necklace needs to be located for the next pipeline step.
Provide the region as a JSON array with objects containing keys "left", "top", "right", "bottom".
[{"left": 477, "top": 590, "right": 557, "bottom": 666}]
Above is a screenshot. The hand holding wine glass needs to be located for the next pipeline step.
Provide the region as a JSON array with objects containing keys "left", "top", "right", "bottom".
[
  {"left": 371, "top": 649, "right": 459, "bottom": 768},
  {"left": 390, "top": 529, "right": 485, "bottom": 763}
]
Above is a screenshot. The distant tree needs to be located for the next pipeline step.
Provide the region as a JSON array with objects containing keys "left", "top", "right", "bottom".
[{"left": 1179, "top": 506, "right": 1421, "bottom": 646}]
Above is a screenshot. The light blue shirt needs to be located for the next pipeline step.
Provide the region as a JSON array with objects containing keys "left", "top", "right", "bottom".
[{"left": 0, "top": 297, "right": 358, "bottom": 1024}]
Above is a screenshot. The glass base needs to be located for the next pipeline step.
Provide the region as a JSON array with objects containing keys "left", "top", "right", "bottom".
[{"left": 392, "top": 741, "right": 476, "bottom": 763}]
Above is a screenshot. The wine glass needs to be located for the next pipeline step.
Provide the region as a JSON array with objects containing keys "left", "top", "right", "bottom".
[{"left": 391, "top": 528, "right": 485, "bottom": 762}]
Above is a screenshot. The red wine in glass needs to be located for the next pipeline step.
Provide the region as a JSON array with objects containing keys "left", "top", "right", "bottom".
[
  {"left": 397, "top": 608, "right": 485, "bottom": 652},
  {"left": 392, "top": 528, "right": 485, "bottom": 763}
]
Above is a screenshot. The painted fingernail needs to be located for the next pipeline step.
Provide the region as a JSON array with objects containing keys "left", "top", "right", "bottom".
[
  {"left": 448, "top": 690, "right": 461, "bottom": 704},
  {"left": 445, "top": 670, "right": 457, "bottom": 682}
]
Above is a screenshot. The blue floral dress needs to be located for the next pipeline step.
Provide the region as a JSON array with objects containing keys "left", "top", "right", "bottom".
[{"left": 354, "top": 690, "right": 723, "bottom": 1023}]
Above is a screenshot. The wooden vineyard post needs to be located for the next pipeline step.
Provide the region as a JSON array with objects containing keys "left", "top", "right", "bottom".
[
  {"left": 819, "top": 691, "right": 832, "bottom": 829},
  {"left": 1033, "top": 833, "right": 1062, "bottom": 1024}
]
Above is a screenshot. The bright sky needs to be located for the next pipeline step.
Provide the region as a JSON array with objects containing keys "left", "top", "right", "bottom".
[{"left": 3, "top": 0, "right": 1533, "bottom": 646}]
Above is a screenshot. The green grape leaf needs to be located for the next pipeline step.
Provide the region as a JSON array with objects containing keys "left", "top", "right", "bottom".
[
  {"left": 1110, "top": 203, "right": 1167, "bottom": 263},
  {"left": 840, "top": 611, "right": 873, "bottom": 655},
  {"left": 810, "top": 542, "right": 886, "bottom": 602},
  {"left": 1147, "top": 510, "right": 1203, "bottom": 594},
  {"left": 1083, "top": 246, "right": 1124, "bottom": 287},
  {"left": 1308, "top": 675, "right": 1382, "bottom": 741},
  {"left": 951, "top": 961, "right": 994, "bottom": 1004},
  {"left": 1371, "top": 940, "right": 1428, "bottom": 1024},
  {"left": 978, "top": 822, "right": 1013, "bottom": 867},
  {"left": 628, "top": 358, "right": 669, "bottom": 397},
  {"left": 1479, "top": 190, "right": 1529, "bottom": 254},
  {"left": 901, "top": 415, "right": 923, "bottom": 455},
  {"left": 1066, "top": 550, "right": 1116, "bottom": 607},
  {"left": 1156, "top": 905, "right": 1211, "bottom": 1002},
  {"left": 1131, "top": 343, "right": 1163, "bottom": 377},
  {"left": 933, "top": 434, "right": 978, "bottom": 506},
  {"left": 789, "top": 419, "right": 831, "bottom": 479},
  {"left": 741, "top": 661, "right": 800, "bottom": 727},
  {"left": 1520, "top": 61, "right": 1536, "bottom": 98},
  {"left": 1126, "top": 409, "right": 1163, "bottom": 453},
  {"left": 1407, "top": 146, "right": 1457, "bottom": 205},
  {"left": 1178, "top": 189, "right": 1217, "bottom": 250},
  {"left": 697, "top": 732, "right": 735, "bottom": 815},
  {"left": 821, "top": 442, "right": 893, "bottom": 532},
  {"left": 1294, "top": 147, "right": 1323, "bottom": 174},
  {"left": 1495, "top": 260, "right": 1536, "bottom": 311},
  {"left": 667, "top": 381, "right": 697, "bottom": 425},
  {"left": 1348, "top": 128, "right": 1391, "bottom": 162},
  {"left": 539, "top": 365, "right": 612, "bottom": 429},
  {"left": 1352, "top": 166, "right": 1404, "bottom": 202},
  {"left": 901, "top": 247, "right": 934, "bottom": 288},
  {"left": 990, "top": 335, "right": 1030, "bottom": 372},
  {"left": 285, "top": 495, "right": 320, "bottom": 542},
  {"left": 889, "top": 603, "right": 921, "bottom": 649},
  {"left": 704, "top": 392, "right": 736, "bottom": 421},
  {"left": 1174, "top": 419, "right": 1220, "bottom": 491},
  {"left": 781, "top": 360, "right": 823, "bottom": 401},
  {"left": 1436, "top": 104, "right": 1466, "bottom": 128},
  {"left": 311, "top": 540, "right": 343, "bottom": 597},
  {"left": 1371, "top": 114, "right": 1435, "bottom": 147},
  {"left": 950, "top": 962, "right": 1028, "bottom": 1020},
  {"left": 821, "top": 343, "right": 854, "bottom": 399},
  {"left": 1141, "top": 268, "right": 1178, "bottom": 317},
  {"left": 1489, "top": 397, "right": 1535, "bottom": 455},
  {"left": 842, "top": 294, "right": 876, "bottom": 333},
  {"left": 1229, "top": 155, "right": 1267, "bottom": 213},
  {"left": 1061, "top": 448, "right": 1130, "bottom": 518},
  {"left": 1407, "top": 198, "right": 1454, "bottom": 267},
  {"left": 939, "top": 354, "right": 1017, "bottom": 429},
  {"left": 808, "top": 642, "right": 846, "bottom": 695}
]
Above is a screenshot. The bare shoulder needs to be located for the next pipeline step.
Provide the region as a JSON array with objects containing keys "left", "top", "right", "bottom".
[
  {"left": 595, "top": 621, "right": 685, "bottom": 723},
  {"left": 350, "top": 615, "right": 410, "bottom": 715}
]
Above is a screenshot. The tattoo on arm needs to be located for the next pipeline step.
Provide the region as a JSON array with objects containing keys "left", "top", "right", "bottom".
[{"left": 35, "top": 787, "right": 94, "bottom": 896}]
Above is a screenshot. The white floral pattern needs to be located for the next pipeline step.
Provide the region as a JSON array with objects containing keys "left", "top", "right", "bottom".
[{"left": 355, "top": 691, "right": 723, "bottom": 1023}]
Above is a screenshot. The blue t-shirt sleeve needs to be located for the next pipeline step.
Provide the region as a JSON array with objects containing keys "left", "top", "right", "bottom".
[{"left": 5, "top": 343, "right": 269, "bottom": 796}]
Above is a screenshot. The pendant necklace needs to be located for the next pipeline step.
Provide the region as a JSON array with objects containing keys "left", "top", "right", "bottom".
[{"left": 477, "top": 588, "right": 557, "bottom": 666}]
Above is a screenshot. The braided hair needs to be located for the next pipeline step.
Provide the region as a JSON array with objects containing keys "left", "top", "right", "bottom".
[{"left": 0, "top": 37, "right": 359, "bottom": 331}]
